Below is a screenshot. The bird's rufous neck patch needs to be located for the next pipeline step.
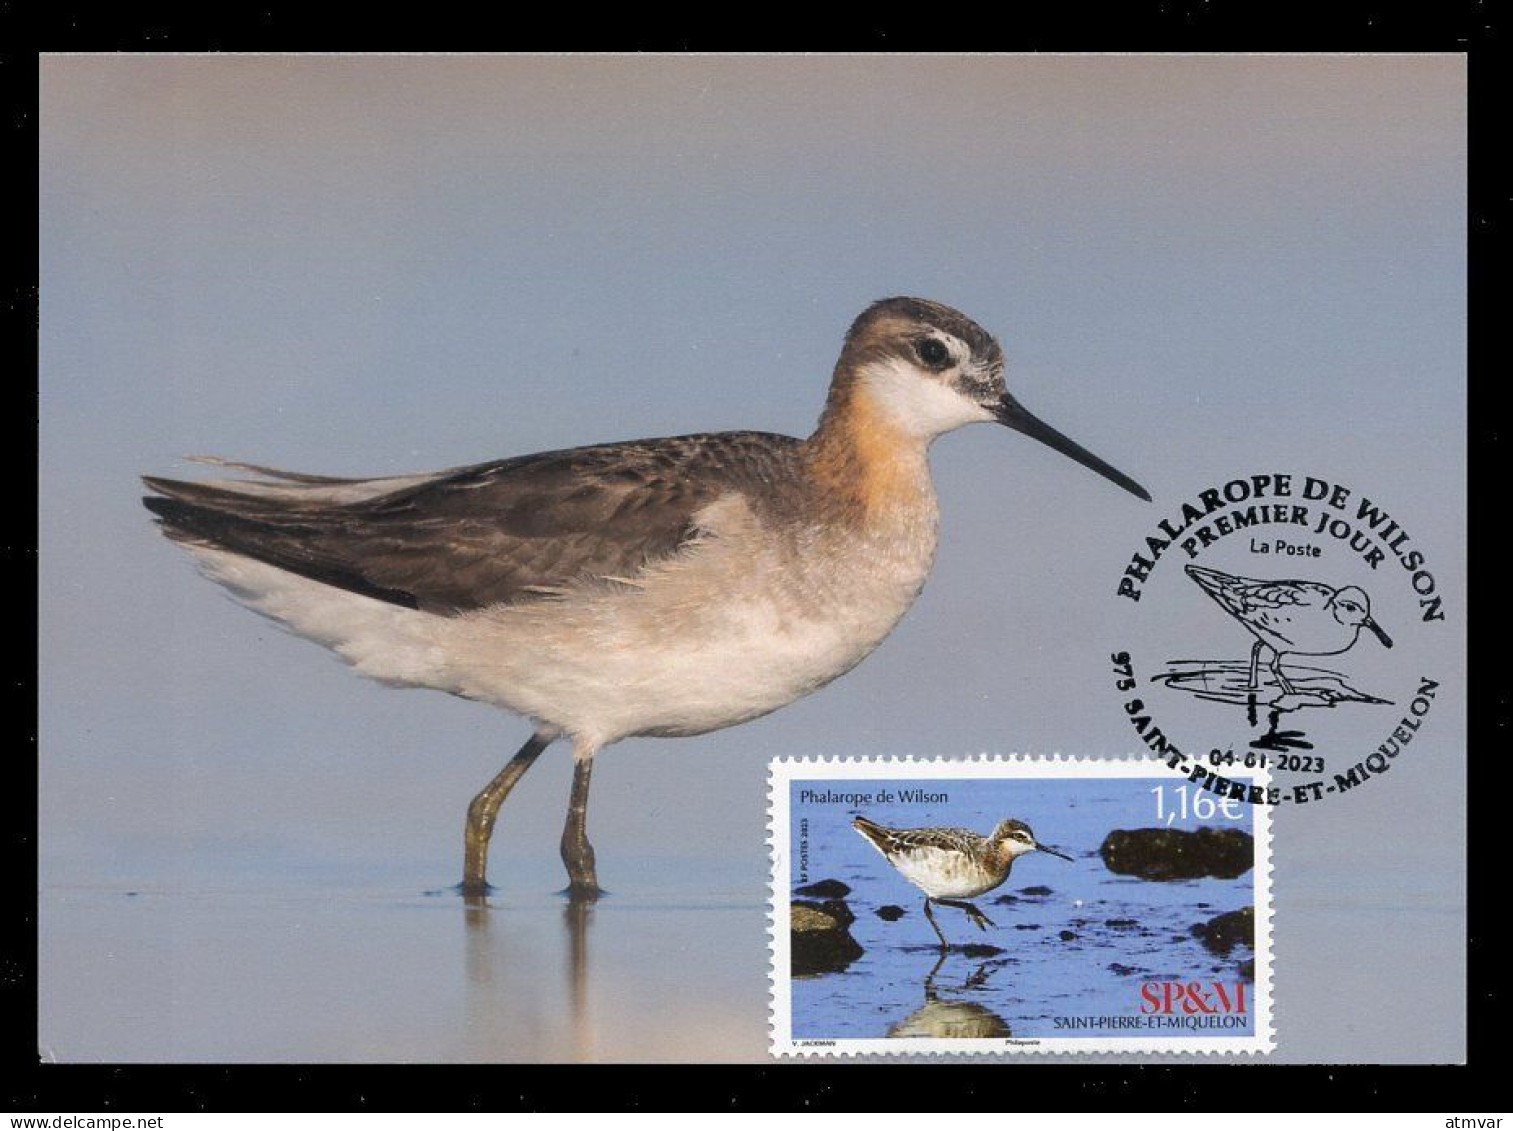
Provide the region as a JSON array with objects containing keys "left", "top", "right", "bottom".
[{"left": 804, "top": 386, "right": 934, "bottom": 524}]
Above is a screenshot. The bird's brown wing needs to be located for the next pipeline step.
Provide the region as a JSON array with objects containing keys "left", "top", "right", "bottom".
[
  {"left": 887, "top": 826, "right": 985, "bottom": 855},
  {"left": 143, "top": 431, "right": 803, "bottom": 614},
  {"left": 855, "top": 818, "right": 984, "bottom": 857}
]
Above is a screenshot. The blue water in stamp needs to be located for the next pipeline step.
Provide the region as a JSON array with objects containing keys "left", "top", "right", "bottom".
[{"left": 788, "top": 776, "right": 1258, "bottom": 1041}]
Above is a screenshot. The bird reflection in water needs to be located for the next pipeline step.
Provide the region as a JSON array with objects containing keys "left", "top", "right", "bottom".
[
  {"left": 562, "top": 895, "right": 595, "bottom": 1060},
  {"left": 462, "top": 891, "right": 600, "bottom": 1061},
  {"left": 887, "top": 954, "right": 1013, "bottom": 1039}
]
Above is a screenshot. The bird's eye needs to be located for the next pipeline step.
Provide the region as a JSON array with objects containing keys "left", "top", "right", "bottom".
[{"left": 915, "top": 338, "right": 950, "bottom": 368}]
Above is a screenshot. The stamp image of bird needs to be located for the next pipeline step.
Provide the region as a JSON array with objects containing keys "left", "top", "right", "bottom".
[
  {"left": 143, "top": 297, "right": 1148, "bottom": 898},
  {"left": 853, "top": 815, "right": 1071, "bottom": 951}
]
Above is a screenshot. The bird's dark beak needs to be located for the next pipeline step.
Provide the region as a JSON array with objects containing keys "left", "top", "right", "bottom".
[
  {"left": 1365, "top": 617, "right": 1394, "bottom": 649},
  {"left": 992, "top": 396, "right": 1143, "bottom": 501},
  {"left": 994, "top": 393, "right": 1150, "bottom": 501},
  {"left": 1037, "top": 843, "right": 1074, "bottom": 862}
]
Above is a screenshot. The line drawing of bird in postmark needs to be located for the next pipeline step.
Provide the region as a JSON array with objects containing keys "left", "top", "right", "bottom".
[
  {"left": 1182, "top": 565, "right": 1393, "bottom": 697},
  {"left": 1152, "top": 563, "right": 1398, "bottom": 752}
]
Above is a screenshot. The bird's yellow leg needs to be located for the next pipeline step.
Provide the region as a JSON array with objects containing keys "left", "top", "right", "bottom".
[
  {"left": 938, "top": 898, "right": 996, "bottom": 932},
  {"left": 560, "top": 754, "right": 603, "bottom": 899},
  {"left": 462, "top": 731, "right": 553, "bottom": 896},
  {"left": 923, "top": 898, "right": 950, "bottom": 951}
]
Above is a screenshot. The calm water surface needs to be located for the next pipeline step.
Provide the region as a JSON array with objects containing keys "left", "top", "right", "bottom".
[{"left": 40, "top": 856, "right": 769, "bottom": 1063}]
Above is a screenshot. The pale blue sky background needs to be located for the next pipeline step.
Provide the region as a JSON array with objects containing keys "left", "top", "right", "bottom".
[{"left": 40, "top": 55, "right": 1465, "bottom": 1062}]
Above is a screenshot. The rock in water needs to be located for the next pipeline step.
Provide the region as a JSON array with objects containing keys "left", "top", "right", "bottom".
[
  {"left": 1192, "top": 906, "right": 1255, "bottom": 955},
  {"left": 875, "top": 905, "right": 906, "bottom": 921},
  {"left": 956, "top": 943, "right": 1004, "bottom": 958},
  {"left": 1099, "top": 827, "right": 1254, "bottom": 880},
  {"left": 794, "top": 878, "right": 851, "bottom": 898},
  {"left": 791, "top": 899, "right": 864, "bottom": 976}
]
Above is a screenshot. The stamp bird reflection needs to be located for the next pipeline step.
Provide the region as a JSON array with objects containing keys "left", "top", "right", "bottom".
[
  {"left": 142, "top": 297, "right": 1147, "bottom": 899},
  {"left": 854, "top": 816, "right": 1072, "bottom": 951}
]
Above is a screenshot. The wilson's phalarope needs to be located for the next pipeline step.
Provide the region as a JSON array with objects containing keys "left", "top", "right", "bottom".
[
  {"left": 143, "top": 297, "right": 1146, "bottom": 898},
  {"left": 1184, "top": 565, "right": 1392, "bottom": 695},
  {"left": 853, "top": 815, "right": 1072, "bottom": 950}
]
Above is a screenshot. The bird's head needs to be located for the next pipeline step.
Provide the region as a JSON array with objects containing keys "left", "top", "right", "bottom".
[
  {"left": 824, "top": 297, "right": 1149, "bottom": 500},
  {"left": 989, "top": 818, "right": 1072, "bottom": 862},
  {"left": 1331, "top": 585, "right": 1393, "bottom": 647}
]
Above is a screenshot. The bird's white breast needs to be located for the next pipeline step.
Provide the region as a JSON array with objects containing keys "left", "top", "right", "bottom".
[{"left": 890, "top": 846, "right": 999, "bottom": 900}]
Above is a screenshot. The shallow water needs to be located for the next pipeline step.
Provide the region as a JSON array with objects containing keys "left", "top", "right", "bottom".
[
  {"left": 35, "top": 823, "right": 1471, "bottom": 1062},
  {"left": 39, "top": 856, "right": 771, "bottom": 1063},
  {"left": 788, "top": 777, "right": 1259, "bottom": 1042}
]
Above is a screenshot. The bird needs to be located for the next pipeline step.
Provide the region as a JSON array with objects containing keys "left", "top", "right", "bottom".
[
  {"left": 853, "top": 814, "right": 1071, "bottom": 950},
  {"left": 1184, "top": 565, "right": 1393, "bottom": 695},
  {"left": 141, "top": 296, "right": 1148, "bottom": 900}
]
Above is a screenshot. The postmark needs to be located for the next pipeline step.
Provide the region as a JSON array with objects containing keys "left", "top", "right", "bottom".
[
  {"left": 768, "top": 757, "right": 1273, "bottom": 1056},
  {"left": 1111, "top": 473, "right": 1449, "bottom": 805}
]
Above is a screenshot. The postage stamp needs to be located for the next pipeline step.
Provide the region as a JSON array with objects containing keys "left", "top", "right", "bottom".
[{"left": 769, "top": 757, "right": 1273, "bottom": 1056}]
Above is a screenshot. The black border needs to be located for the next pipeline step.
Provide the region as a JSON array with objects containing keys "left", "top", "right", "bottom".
[{"left": 9, "top": 1, "right": 1504, "bottom": 1112}]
